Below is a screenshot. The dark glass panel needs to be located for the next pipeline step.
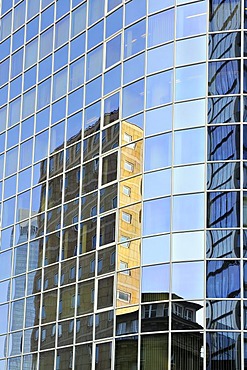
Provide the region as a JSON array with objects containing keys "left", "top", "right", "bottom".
[
  {"left": 141, "top": 334, "right": 168, "bottom": 370},
  {"left": 208, "top": 61, "right": 240, "bottom": 95},
  {"left": 74, "top": 344, "right": 92, "bottom": 370},
  {"left": 95, "top": 342, "right": 112, "bottom": 370},
  {"left": 209, "top": 0, "right": 241, "bottom": 31},
  {"left": 76, "top": 315, "right": 93, "bottom": 343},
  {"left": 207, "top": 125, "right": 240, "bottom": 161},
  {"left": 102, "top": 152, "right": 118, "bottom": 185},
  {"left": 206, "top": 300, "right": 240, "bottom": 329},
  {"left": 206, "top": 260, "right": 240, "bottom": 298},
  {"left": 79, "top": 218, "right": 97, "bottom": 253},
  {"left": 57, "top": 320, "right": 74, "bottom": 347},
  {"left": 171, "top": 333, "right": 203, "bottom": 370},
  {"left": 209, "top": 32, "right": 240, "bottom": 59},
  {"left": 42, "top": 290, "right": 58, "bottom": 324},
  {"left": 206, "top": 332, "right": 240, "bottom": 370},
  {"left": 141, "top": 303, "right": 168, "bottom": 332},
  {"left": 207, "top": 162, "right": 240, "bottom": 189},
  {"left": 207, "top": 191, "right": 240, "bottom": 228},
  {"left": 60, "top": 258, "right": 76, "bottom": 286},
  {"left": 56, "top": 347, "right": 73, "bottom": 370},
  {"left": 206, "top": 230, "right": 240, "bottom": 258},
  {"left": 100, "top": 184, "right": 118, "bottom": 213},
  {"left": 97, "top": 277, "right": 114, "bottom": 309},
  {"left": 39, "top": 349, "right": 55, "bottom": 368},
  {"left": 78, "top": 252, "right": 95, "bottom": 281},
  {"left": 40, "top": 323, "right": 56, "bottom": 350},
  {"left": 77, "top": 280, "right": 94, "bottom": 315},
  {"left": 95, "top": 310, "right": 114, "bottom": 339},
  {"left": 59, "top": 284, "right": 75, "bottom": 320},
  {"left": 115, "top": 336, "right": 138, "bottom": 370}
]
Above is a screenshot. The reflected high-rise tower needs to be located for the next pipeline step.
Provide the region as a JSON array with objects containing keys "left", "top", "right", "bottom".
[{"left": 0, "top": 0, "right": 245, "bottom": 369}]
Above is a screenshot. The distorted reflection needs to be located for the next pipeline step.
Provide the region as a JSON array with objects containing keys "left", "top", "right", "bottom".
[
  {"left": 206, "top": 260, "right": 240, "bottom": 298},
  {"left": 207, "top": 191, "right": 240, "bottom": 228},
  {"left": 207, "top": 162, "right": 240, "bottom": 190},
  {"left": 206, "top": 300, "right": 240, "bottom": 330},
  {"left": 209, "top": 32, "right": 240, "bottom": 59},
  {"left": 206, "top": 332, "right": 240, "bottom": 370},
  {"left": 208, "top": 125, "right": 240, "bottom": 161},
  {"left": 208, "top": 96, "right": 240, "bottom": 125},
  {"left": 208, "top": 60, "right": 240, "bottom": 95},
  {"left": 171, "top": 332, "right": 203, "bottom": 370},
  {"left": 206, "top": 230, "right": 240, "bottom": 258},
  {"left": 209, "top": 0, "right": 241, "bottom": 31}
]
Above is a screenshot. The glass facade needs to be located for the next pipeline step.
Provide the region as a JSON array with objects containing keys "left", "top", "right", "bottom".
[{"left": 0, "top": 0, "right": 245, "bottom": 369}]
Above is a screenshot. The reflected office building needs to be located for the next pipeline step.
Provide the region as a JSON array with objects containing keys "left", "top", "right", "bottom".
[{"left": 0, "top": 0, "right": 246, "bottom": 369}]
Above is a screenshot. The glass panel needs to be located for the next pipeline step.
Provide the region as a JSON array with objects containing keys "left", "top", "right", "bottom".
[
  {"left": 207, "top": 229, "right": 240, "bottom": 258},
  {"left": 206, "top": 300, "right": 240, "bottom": 330},
  {"left": 173, "top": 165, "right": 204, "bottom": 194},
  {"left": 171, "top": 333, "right": 203, "bottom": 370},
  {"left": 175, "top": 64, "right": 206, "bottom": 101},
  {"left": 176, "top": 1, "right": 207, "bottom": 38},
  {"left": 207, "top": 191, "right": 240, "bottom": 228},
  {"left": 172, "top": 261, "right": 204, "bottom": 299},
  {"left": 176, "top": 36, "right": 206, "bottom": 65},
  {"left": 209, "top": 61, "right": 240, "bottom": 95},
  {"left": 144, "top": 133, "right": 171, "bottom": 171},
  {"left": 174, "top": 128, "right": 205, "bottom": 165},
  {"left": 142, "top": 235, "right": 170, "bottom": 265},
  {"left": 210, "top": 0, "right": 241, "bottom": 31},
  {"left": 143, "top": 198, "right": 170, "bottom": 236},
  {"left": 207, "top": 332, "right": 240, "bottom": 370},
  {"left": 208, "top": 125, "right": 240, "bottom": 161},
  {"left": 147, "top": 43, "right": 174, "bottom": 75},
  {"left": 172, "top": 231, "right": 204, "bottom": 261},
  {"left": 148, "top": 9, "right": 174, "bottom": 47},
  {"left": 141, "top": 335, "right": 168, "bottom": 370},
  {"left": 207, "top": 260, "right": 240, "bottom": 298},
  {"left": 124, "top": 20, "right": 146, "bottom": 58},
  {"left": 146, "top": 70, "right": 173, "bottom": 108},
  {"left": 115, "top": 336, "right": 138, "bottom": 370},
  {"left": 173, "top": 193, "right": 205, "bottom": 231}
]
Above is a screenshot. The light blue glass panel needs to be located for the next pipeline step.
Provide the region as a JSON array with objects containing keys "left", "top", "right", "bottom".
[
  {"left": 172, "top": 231, "right": 204, "bottom": 261},
  {"left": 0, "top": 250, "right": 12, "bottom": 280},
  {"left": 85, "top": 76, "right": 102, "bottom": 105},
  {"left": 70, "top": 33, "right": 85, "bottom": 61},
  {"left": 34, "top": 130, "right": 49, "bottom": 162},
  {"left": 53, "top": 67, "right": 68, "bottom": 101},
  {"left": 0, "top": 12, "right": 12, "bottom": 40},
  {"left": 146, "top": 105, "right": 172, "bottom": 136},
  {"left": 124, "top": 20, "right": 146, "bottom": 58},
  {"left": 123, "top": 53, "right": 145, "bottom": 85},
  {"left": 144, "top": 169, "right": 171, "bottom": 199},
  {"left": 52, "top": 98, "right": 66, "bottom": 124},
  {"left": 106, "top": 7, "right": 123, "bottom": 38},
  {"left": 122, "top": 79, "right": 144, "bottom": 118},
  {"left": 21, "top": 116, "right": 34, "bottom": 141},
  {"left": 144, "top": 133, "right": 172, "bottom": 171},
  {"left": 10, "top": 76, "right": 22, "bottom": 100},
  {"left": 174, "top": 128, "right": 205, "bottom": 165},
  {"left": 173, "top": 193, "right": 205, "bottom": 231},
  {"left": 148, "top": 0, "right": 174, "bottom": 12},
  {"left": 39, "top": 55, "right": 52, "bottom": 81},
  {"left": 7, "top": 125, "right": 19, "bottom": 149},
  {"left": 12, "top": 27, "right": 24, "bottom": 51},
  {"left": 108, "top": 0, "right": 121, "bottom": 12},
  {"left": 143, "top": 197, "right": 170, "bottom": 235},
  {"left": 19, "top": 139, "right": 33, "bottom": 170},
  {"left": 147, "top": 43, "right": 174, "bottom": 74},
  {"left": 148, "top": 9, "right": 174, "bottom": 47},
  {"left": 142, "top": 234, "right": 170, "bottom": 265},
  {"left": 11, "top": 48, "right": 23, "bottom": 77},
  {"left": 69, "top": 57, "right": 84, "bottom": 91},
  {"left": 71, "top": 3, "right": 87, "bottom": 37},
  {"left": 86, "top": 45, "right": 103, "bottom": 80},
  {"left": 68, "top": 87, "right": 84, "bottom": 115},
  {"left": 13, "top": 1, "right": 25, "bottom": 30},
  {"left": 125, "top": 0, "right": 146, "bottom": 26},
  {"left": 50, "top": 121, "right": 65, "bottom": 152},
  {"left": 147, "top": 70, "right": 173, "bottom": 108},
  {"left": 175, "top": 64, "right": 206, "bottom": 101},
  {"left": 0, "top": 106, "right": 7, "bottom": 132},
  {"left": 22, "top": 88, "right": 36, "bottom": 119},
  {"left": 39, "top": 27, "right": 54, "bottom": 59},
  {"left": 36, "top": 106, "right": 50, "bottom": 133},
  {"left": 88, "top": 0, "right": 104, "bottom": 26},
  {"left": 106, "top": 34, "right": 121, "bottom": 69},
  {"left": 0, "top": 59, "right": 10, "bottom": 86},
  {"left": 142, "top": 264, "right": 170, "bottom": 294},
  {"left": 173, "top": 164, "right": 205, "bottom": 194},
  {"left": 9, "top": 98, "right": 21, "bottom": 127},
  {"left": 37, "top": 78, "right": 51, "bottom": 109},
  {"left": 0, "top": 85, "right": 8, "bottom": 107},
  {"left": 41, "top": 4, "right": 54, "bottom": 31},
  {"left": 54, "top": 44, "right": 68, "bottom": 72},
  {"left": 176, "top": 1, "right": 207, "bottom": 38},
  {"left": 88, "top": 20, "right": 104, "bottom": 50},
  {"left": 0, "top": 37, "right": 11, "bottom": 61},
  {"left": 172, "top": 261, "right": 204, "bottom": 299},
  {"left": 18, "top": 167, "right": 32, "bottom": 193},
  {"left": 27, "top": 1, "right": 40, "bottom": 19},
  {"left": 104, "top": 65, "right": 121, "bottom": 95},
  {"left": 2, "top": 198, "right": 15, "bottom": 227},
  {"left": 56, "top": 0, "right": 70, "bottom": 20},
  {"left": 174, "top": 99, "right": 206, "bottom": 129},
  {"left": 25, "top": 39, "right": 37, "bottom": 69},
  {"left": 24, "top": 66, "right": 36, "bottom": 91},
  {"left": 55, "top": 15, "right": 69, "bottom": 48},
  {"left": 4, "top": 175, "right": 16, "bottom": 199},
  {"left": 176, "top": 36, "right": 206, "bottom": 66},
  {"left": 26, "top": 16, "right": 39, "bottom": 41}
]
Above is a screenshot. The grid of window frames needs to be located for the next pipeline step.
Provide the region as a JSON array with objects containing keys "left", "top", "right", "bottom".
[
  {"left": 0, "top": 0, "right": 239, "bottom": 369},
  {"left": 206, "top": 0, "right": 244, "bottom": 367}
]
